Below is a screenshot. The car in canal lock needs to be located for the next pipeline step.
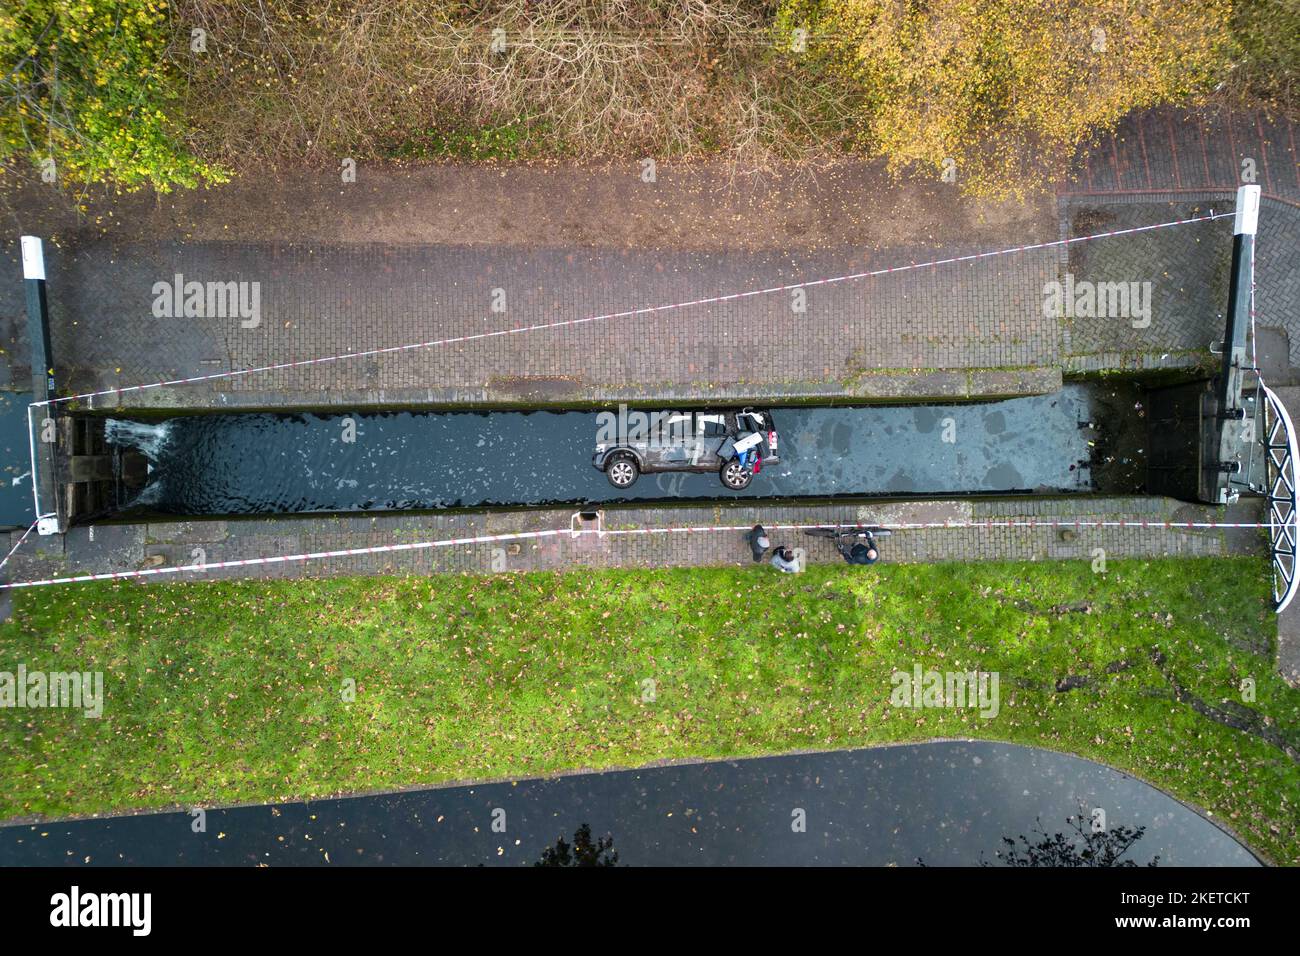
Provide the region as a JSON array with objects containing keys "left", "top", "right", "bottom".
[{"left": 593, "top": 407, "right": 779, "bottom": 490}]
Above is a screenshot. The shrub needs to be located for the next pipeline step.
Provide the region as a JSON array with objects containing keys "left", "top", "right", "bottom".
[
  {"left": 1229, "top": 0, "right": 1300, "bottom": 109},
  {"left": 0, "top": 0, "right": 227, "bottom": 192},
  {"left": 175, "top": 0, "right": 845, "bottom": 170},
  {"left": 775, "top": 0, "right": 1234, "bottom": 197}
]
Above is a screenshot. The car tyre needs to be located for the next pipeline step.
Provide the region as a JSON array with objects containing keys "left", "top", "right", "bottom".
[
  {"left": 606, "top": 454, "right": 640, "bottom": 489},
  {"left": 720, "top": 460, "right": 753, "bottom": 490}
]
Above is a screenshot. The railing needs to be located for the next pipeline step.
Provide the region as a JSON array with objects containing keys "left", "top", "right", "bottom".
[{"left": 1262, "top": 385, "right": 1299, "bottom": 612}]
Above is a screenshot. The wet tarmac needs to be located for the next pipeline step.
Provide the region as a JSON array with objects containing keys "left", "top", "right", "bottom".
[{"left": 0, "top": 741, "right": 1257, "bottom": 867}]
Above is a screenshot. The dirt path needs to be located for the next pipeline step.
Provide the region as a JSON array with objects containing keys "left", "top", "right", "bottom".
[{"left": 0, "top": 159, "right": 1054, "bottom": 254}]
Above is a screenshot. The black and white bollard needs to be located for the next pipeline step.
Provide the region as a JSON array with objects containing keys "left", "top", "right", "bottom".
[
  {"left": 1206, "top": 186, "right": 1261, "bottom": 505},
  {"left": 21, "top": 236, "right": 61, "bottom": 535}
]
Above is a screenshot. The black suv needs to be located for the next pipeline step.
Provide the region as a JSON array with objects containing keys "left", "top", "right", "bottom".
[{"left": 593, "top": 408, "right": 779, "bottom": 490}]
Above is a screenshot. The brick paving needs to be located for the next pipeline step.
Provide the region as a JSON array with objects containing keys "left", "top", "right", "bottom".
[
  {"left": 1064, "top": 107, "right": 1300, "bottom": 203},
  {"left": 4, "top": 496, "right": 1259, "bottom": 586},
  {"left": 1, "top": 240, "right": 1061, "bottom": 410},
  {"left": 1059, "top": 195, "right": 1234, "bottom": 370},
  {"left": 0, "top": 106, "right": 1291, "bottom": 411},
  {"left": 0, "top": 109, "right": 1290, "bottom": 411},
  {"left": 1061, "top": 107, "right": 1300, "bottom": 380}
]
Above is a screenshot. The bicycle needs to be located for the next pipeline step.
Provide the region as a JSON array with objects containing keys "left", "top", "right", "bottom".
[{"left": 803, "top": 525, "right": 892, "bottom": 564}]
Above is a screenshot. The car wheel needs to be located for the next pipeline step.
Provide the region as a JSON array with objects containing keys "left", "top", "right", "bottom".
[
  {"left": 720, "top": 460, "right": 753, "bottom": 490},
  {"left": 606, "top": 455, "right": 640, "bottom": 489}
]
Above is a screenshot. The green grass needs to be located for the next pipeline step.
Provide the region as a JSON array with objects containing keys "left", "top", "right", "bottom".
[
  {"left": 386, "top": 118, "right": 553, "bottom": 162},
  {"left": 1, "top": 557, "right": 1297, "bottom": 863}
]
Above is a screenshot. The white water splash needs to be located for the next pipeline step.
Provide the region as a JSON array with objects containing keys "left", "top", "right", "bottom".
[{"left": 105, "top": 419, "right": 175, "bottom": 462}]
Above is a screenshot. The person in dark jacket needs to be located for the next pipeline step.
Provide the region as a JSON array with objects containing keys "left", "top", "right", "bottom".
[{"left": 841, "top": 538, "right": 879, "bottom": 565}]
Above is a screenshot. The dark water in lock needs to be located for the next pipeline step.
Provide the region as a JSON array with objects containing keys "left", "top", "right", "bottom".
[
  {"left": 0, "top": 392, "right": 36, "bottom": 528},
  {"left": 102, "top": 384, "right": 1146, "bottom": 517},
  {"left": 0, "top": 742, "right": 1257, "bottom": 866}
]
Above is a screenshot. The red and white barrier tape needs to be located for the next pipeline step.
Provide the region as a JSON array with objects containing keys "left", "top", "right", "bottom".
[
  {"left": 5, "top": 208, "right": 1242, "bottom": 589},
  {"left": 0, "top": 519, "right": 41, "bottom": 575},
  {"left": 0, "top": 517, "right": 1265, "bottom": 591},
  {"left": 33, "top": 211, "right": 1232, "bottom": 409}
]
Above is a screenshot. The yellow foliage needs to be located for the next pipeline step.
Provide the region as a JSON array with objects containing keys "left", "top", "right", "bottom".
[{"left": 781, "top": 0, "right": 1233, "bottom": 197}]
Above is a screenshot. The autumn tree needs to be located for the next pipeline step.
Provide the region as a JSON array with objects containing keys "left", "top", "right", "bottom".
[
  {"left": 776, "top": 0, "right": 1233, "bottom": 197},
  {"left": 0, "top": 0, "right": 225, "bottom": 192}
]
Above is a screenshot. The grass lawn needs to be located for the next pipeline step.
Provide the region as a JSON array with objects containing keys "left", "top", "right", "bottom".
[{"left": 1, "top": 557, "right": 1296, "bottom": 863}]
